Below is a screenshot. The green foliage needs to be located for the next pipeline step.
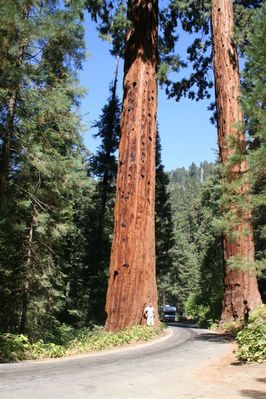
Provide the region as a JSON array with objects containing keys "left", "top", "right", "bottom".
[
  {"left": 241, "top": 4, "right": 266, "bottom": 300},
  {"left": 233, "top": 0, "right": 264, "bottom": 53},
  {"left": 0, "top": 334, "right": 30, "bottom": 362},
  {"left": 67, "top": 68, "right": 121, "bottom": 325},
  {"left": 0, "top": 0, "right": 91, "bottom": 337},
  {"left": 235, "top": 305, "right": 266, "bottom": 363},
  {"left": 184, "top": 293, "right": 210, "bottom": 326},
  {"left": 160, "top": 0, "right": 263, "bottom": 103},
  {"left": 96, "top": 0, "right": 129, "bottom": 57},
  {"left": 213, "top": 155, "right": 255, "bottom": 245},
  {"left": 156, "top": 133, "right": 175, "bottom": 303},
  {"left": 68, "top": 324, "right": 164, "bottom": 354},
  {"left": 0, "top": 0, "right": 264, "bottom": 347},
  {"left": 0, "top": 324, "right": 165, "bottom": 362},
  {"left": 226, "top": 255, "right": 256, "bottom": 271},
  {"left": 221, "top": 321, "right": 243, "bottom": 336},
  {"left": 27, "top": 341, "right": 66, "bottom": 360},
  {"left": 160, "top": 162, "right": 224, "bottom": 324}
]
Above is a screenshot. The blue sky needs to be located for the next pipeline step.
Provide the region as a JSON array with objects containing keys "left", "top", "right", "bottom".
[{"left": 79, "top": 17, "right": 218, "bottom": 171}]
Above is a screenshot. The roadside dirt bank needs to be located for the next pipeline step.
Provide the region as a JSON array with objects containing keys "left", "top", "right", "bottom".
[{"left": 191, "top": 342, "right": 266, "bottom": 399}]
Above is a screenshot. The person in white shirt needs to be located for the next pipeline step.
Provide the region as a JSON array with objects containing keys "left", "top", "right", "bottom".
[{"left": 144, "top": 303, "right": 155, "bottom": 326}]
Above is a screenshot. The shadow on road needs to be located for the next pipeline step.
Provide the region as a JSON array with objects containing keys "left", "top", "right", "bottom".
[
  {"left": 240, "top": 389, "right": 266, "bottom": 399},
  {"left": 192, "top": 331, "right": 235, "bottom": 343},
  {"left": 167, "top": 321, "right": 235, "bottom": 343},
  {"left": 165, "top": 321, "right": 199, "bottom": 329},
  {"left": 230, "top": 360, "right": 245, "bottom": 366},
  {"left": 256, "top": 378, "right": 266, "bottom": 383}
]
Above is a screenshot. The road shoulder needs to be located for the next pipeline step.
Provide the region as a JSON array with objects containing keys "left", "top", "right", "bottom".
[{"left": 192, "top": 340, "right": 266, "bottom": 399}]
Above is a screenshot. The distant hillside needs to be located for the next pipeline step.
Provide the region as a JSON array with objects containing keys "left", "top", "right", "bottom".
[
  {"left": 168, "top": 161, "right": 215, "bottom": 188},
  {"left": 167, "top": 161, "right": 216, "bottom": 215}
]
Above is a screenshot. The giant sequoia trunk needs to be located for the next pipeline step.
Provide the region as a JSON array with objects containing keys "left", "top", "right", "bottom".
[
  {"left": 211, "top": 0, "right": 261, "bottom": 322},
  {"left": 105, "top": 0, "right": 158, "bottom": 332}
]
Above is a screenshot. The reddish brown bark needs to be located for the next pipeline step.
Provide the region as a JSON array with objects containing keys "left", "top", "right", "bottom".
[
  {"left": 211, "top": 0, "right": 261, "bottom": 322},
  {"left": 105, "top": 0, "right": 158, "bottom": 332}
]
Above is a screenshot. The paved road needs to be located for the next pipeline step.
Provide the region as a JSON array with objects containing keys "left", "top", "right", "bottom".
[{"left": 0, "top": 324, "right": 242, "bottom": 399}]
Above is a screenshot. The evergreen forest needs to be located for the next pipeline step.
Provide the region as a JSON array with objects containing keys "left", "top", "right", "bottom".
[{"left": 0, "top": 0, "right": 265, "bottom": 355}]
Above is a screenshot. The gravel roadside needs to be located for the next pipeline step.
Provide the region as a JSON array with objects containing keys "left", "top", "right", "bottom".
[{"left": 186, "top": 332, "right": 266, "bottom": 399}]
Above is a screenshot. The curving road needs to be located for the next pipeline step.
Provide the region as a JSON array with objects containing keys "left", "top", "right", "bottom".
[{"left": 0, "top": 324, "right": 248, "bottom": 398}]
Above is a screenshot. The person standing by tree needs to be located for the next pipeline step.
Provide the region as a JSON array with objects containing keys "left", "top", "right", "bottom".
[
  {"left": 144, "top": 303, "right": 155, "bottom": 326},
  {"left": 243, "top": 300, "right": 251, "bottom": 326}
]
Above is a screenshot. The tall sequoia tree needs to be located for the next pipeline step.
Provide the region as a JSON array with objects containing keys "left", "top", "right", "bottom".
[
  {"left": 211, "top": 0, "right": 261, "bottom": 322},
  {"left": 241, "top": 4, "right": 266, "bottom": 301},
  {"left": 158, "top": 0, "right": 262, "bottom": 321},
  {"left": 105, "top": 0, "right": 158, "bottom": 332}
]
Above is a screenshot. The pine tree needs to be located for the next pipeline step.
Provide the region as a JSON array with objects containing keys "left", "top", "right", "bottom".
[
  {"left": 0, "top": 0, "right": 31, "bottom": 205},
  {"left": 186, "top": 169, "right": 224, "bottom": 324},
  {"left": 105, "top": 0, "right": 159, "bottom": 332},
  {"left": 91, "top": 60, "right": 120, "bottom": 229},
  {"left": 155, "top": 133, "right": 175, "bottom": 305},
  {"left": 84, "top": 63, "right": 121, "bottom": 324},
  {"left": 0, "top": 1, "right": 89, "bottom": 336},
  {"left": 166, "top": 163, "right": 224, "bottom": 322},
  {"left": 160, "top": 0, "right": 263, "bottom": 101}
]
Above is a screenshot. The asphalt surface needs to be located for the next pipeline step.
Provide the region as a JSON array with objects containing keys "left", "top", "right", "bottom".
[{"left": 0, "top": 323, "right": 250, "bottom": 399}]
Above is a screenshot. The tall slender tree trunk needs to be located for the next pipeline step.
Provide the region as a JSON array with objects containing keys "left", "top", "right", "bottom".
[
  {"left": 0, "top": 90, "right": 17, "bottom": 203},
  {"left": 105, "top": 0, "right": 158, "bottom": 332},
  {"left": 20, "top": 221, "right": 34, "bottom": 334},
  {"left": 211, "top": 0, "right": 261, "bottom": 322},
  {"left": 0, "top": 3, "right": 29, "bottom": 204}
]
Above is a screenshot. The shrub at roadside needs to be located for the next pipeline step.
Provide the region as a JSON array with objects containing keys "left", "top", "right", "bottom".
[
  {"left": 184, "top": 293, "right": 211, "bottom": 327},
  {"left": 0, "top": 324, "right": 165, "bottom": 362},
  {"left": 0, "top": 333, "right": 30, "bottom": 362},
  {"left": 235, "top": 304, "right": 266, "bottom": 363},
  {"left": 220, "top": 320, "right": 243, "bottom": 336},
  {"left": 67, "top": 324, "right": 164, "bottom": 355}
]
